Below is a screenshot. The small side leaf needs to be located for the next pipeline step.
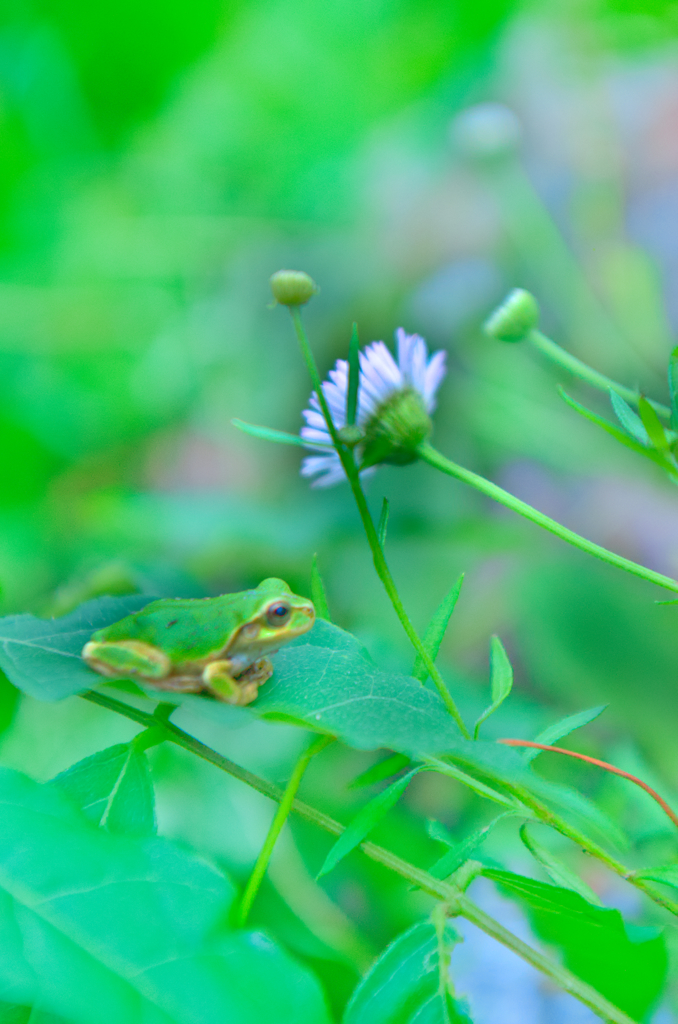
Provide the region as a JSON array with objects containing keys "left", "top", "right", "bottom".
[
  {"left": 484, "top": 868, "right": 667, "bottom": 1021},
  {"left": 349, "top": 753, "right": 411, "bottom": 789},
  {"left": 232, "top": 419, "right": 326, "bottom": 448},
  {"left": 638, "top": 396, "right": 670, "bottom": 451},
  {"left": 377, "top": 498, "right": 389, "bottom": 550},
  {"left": 473, "top": 636, "right": 513, "bottom": 739},
  {"left": 49, "top": 743, "right": 156, "bottom": 837},
  {"left": 634, "top": 865, "right": 678, "bottom": 890},
  {"left": 558, "top": 387, "right": 664, "bottom": 462},
  {"left": 610, "top": 391, "right": 651, "bottom": 445},
  {"left": 310, "top": 555, "right": 331, "bottom": 622},
  {"left": 343, "top": 918, "right": 471, "bottom": 1024},
  {"left": 668, "top": 346, "right": 678, "bottom": 425},
  {"left": 412, "top": 574, "right": 464, "bottom": 682},
  {"left": 519, "top": 823, "right": 601, "bottom": 904},
  {"left": 523, "top": 705, "right": 608, "bottom": 764},
  {"left": 318, "top": 770, "right": 421, "bottom": 879},
  {"left": 427, "top": 813, "right": 512, "bottom": 880}
]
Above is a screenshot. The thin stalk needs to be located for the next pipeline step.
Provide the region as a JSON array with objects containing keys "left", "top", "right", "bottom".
[
  {"left": 289, "top": 307, "right": 470, "bottom": 736},
  {"left": 418, "top": 443, "right": 678, "bottom": 595},
  {"left": 80, "top": 690, "right": 639, "bottom": 1024},
  {"left": 236, "top": 735, "right": 333, "bottom": 926},
  {"left": 528, "top": 329, "right": 671, "bottom": 421},
  {"left": 499, "top": 739, "right": 678, "bottom": 830}
]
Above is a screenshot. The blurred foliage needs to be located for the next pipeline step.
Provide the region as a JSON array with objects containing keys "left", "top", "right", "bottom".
[{"left": 2, "top": 0, "right": 678, "bottom": 1018}]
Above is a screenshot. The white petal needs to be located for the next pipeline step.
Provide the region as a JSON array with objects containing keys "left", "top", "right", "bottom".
[
  {"left": 301, "top": 453, "right": 347, "bottom": 487},
  {"left": 422, "top": 350, "right": 447, "bottom": 411}
]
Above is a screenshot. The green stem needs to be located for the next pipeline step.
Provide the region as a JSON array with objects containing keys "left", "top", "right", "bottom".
[
  {"left": 418, "top": 443, "right": 678, "bottom": 595},
  {"left": 80, "top": 690, "right": 640, "bottom": 1024},
  {"left": 236, "top": 735, "right": 332, "bottom": 926},
  {"left": 289, "top": 307, "right": 470, "bottom": 736},
  {"left": 528, "top": 329, "right": 671, "bottom": 420}
]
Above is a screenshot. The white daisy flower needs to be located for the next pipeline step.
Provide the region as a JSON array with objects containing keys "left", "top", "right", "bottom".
[{"left": 300, "top": 328, "right": 447, "bottom": 487}]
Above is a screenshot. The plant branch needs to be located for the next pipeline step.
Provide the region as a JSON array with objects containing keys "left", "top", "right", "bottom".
[
  {"left": 81, "top": 688, "right": 638, "bottom": 1024},
  {"left": 499, "top": 739, "right": 678, "bottom": 829},
  {"left": 418, "top": 443, "right": 678, "bottom": 595},
  {"left": 236, "top": 734, "right": 333, "bottom": 926},
  {"left": 288, "top": 307, "right": 470, "bottom": 736},
  {"left": 528, "top": 329, "right": 671, "bottom": 420}
]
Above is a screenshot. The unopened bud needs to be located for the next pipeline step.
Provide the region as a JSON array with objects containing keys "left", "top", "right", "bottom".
[
  {"left": 270, "top": 270, "right": 317, "bottom": 307},
  {"left": 338, "top": 425, "right": 364, "bottom": 448},
  {"left": 361, "top": 390, "right": 432, "bottom": 468},
  {"left": 483, "top": 289, "right": 539, "bottom": 343}
]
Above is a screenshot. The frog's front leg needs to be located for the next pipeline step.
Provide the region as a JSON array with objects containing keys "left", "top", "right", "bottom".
[
  {"left": 202, "top": 658, "right": 273, "bottom": 705},
  {"left": 82, "top": 639, "right": 171, "bottom": 681}
]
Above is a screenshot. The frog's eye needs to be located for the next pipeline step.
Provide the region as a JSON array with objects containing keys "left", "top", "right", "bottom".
[{"left": 266, "top": 601, "right": 291, "bottom": 627}]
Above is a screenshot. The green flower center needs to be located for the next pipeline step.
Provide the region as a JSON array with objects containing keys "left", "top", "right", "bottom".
[{"left": 360, "top": 387, "right": 432, "bottom": 468}]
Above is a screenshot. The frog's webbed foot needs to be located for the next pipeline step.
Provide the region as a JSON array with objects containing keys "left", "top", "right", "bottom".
[
  {"left": 202, "top": 658, "right": 273, "bottom": 705},
  {"left": 82, "top": 640, "right": 171, "bottom": 681}
]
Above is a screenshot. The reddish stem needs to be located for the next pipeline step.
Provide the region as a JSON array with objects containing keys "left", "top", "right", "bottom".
[{"left": 498, "top": 738, "right": 678, "bottom": 830}]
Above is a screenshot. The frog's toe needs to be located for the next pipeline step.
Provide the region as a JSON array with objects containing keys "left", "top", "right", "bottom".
[{"left": 202, "top": 661, "right": 241, "bottom": 703}]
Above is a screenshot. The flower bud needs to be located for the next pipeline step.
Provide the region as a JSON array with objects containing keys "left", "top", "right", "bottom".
[
  {"left": 337, "top": 425, "right": 364, "bottom": 448},
  {"left": 483, "top": 289, "right": 540, "bottom": 343},
  {"left": 270, "top": 270, "right": 317, "bottom": 306},
  {"left": 361, "top": 389, "right": 432, "bottom": 468}
]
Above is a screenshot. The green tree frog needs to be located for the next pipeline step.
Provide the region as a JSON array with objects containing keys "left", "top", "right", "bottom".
[{"left": 82, "top": 578, "right": 315, "bottom": 705}]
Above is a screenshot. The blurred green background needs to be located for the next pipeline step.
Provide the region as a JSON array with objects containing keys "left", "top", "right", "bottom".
[{"left": 3, "top": 0, "right": 678, "bottom": 1015}]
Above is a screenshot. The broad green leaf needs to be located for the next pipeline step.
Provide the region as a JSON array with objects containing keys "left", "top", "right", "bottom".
[
  {"left": 349, "top": 753, "right": 411, "bottom": 789},
  {"left": 427, "top": 813, "right": 512, "bottom": 880},
  {"left": 318, "top": 770, "right": 421, "bottom": 879},
  {"left": 0, "top": 767, "right": 331, "bottom": 1024},
  {"left": 523, "top": 705, "right": 608, "bottom": 763},
  {"left": 638, "top": 396, "right": 670, "bottom": 451},
  {"left": 668, "top": 345, "right": 678, "bottom": 425},
  {"left": 346, "top": 323, "right": 360, "bottom": 427},
  {"left": 311, "top": 555, "right": 331, "bottom": 622},
  {"left": 0, "top": 596, "right": 151, "bottom": 700},
  {"left": 231, "top": 419, "right": 325, "bottom": 448},
  {"left": 634, "top": 865, "right": 678, "bottom": 890},
  {"left": 377, "top": 498, "right": 389, "bottom": 550},
  {"left": 343, "top": 918, "right": 471, "bottom": 1024},
  {"left": 412, "top": 575, "right": 464, "bottom": 682},
  {"left": 484, "top": 869, "right": 667, "bottom": 1020},
  {"left": 473, "top": 636, "right": 513, "bottom": 738},
  {"left": 518, "top": 824, "right": 601, "bottom": 904},
  {"left": 610, "top": 390, "right": 650, "bottom": 445},
  {"left": 49, "top": 744, "right": 155, "bottom": 837}
]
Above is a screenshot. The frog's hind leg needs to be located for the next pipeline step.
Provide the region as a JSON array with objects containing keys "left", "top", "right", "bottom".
[{"left": 82, "top": 640, "right": 171, "bottom": 681}]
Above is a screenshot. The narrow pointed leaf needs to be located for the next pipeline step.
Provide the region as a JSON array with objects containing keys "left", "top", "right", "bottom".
[
  {"left": 346, "top": 323, "right": 360, "bottom": 427},
  {"left": 349, "top": 753, "right": 411, "bottom": 789},
  {"left": 610, "top": 391, "right": 650, "bottom": 445},
  {"left": 558, "top": 387, "right": 668, "bottom": 464},
  {"left": 50, "top": 744, "right": 156, "bottom": 837},
  {"left": 427, "top": 813, "right": 512, "bottom": 879},
  {"left": 231, "top": 419, "right": 322, "bottom": 448},
  {"left": 638, "top": 396, "right": 670, "bottom": 451},
  {"left": 473, "top": 636, "right": 513, "bottom": 738},
  {"left": 377, "top": 498, "right": 389, "bottom": 550},
  {"left": 318, "top": 770, "right": 421, "bottom": 879},
  {"left": 412, "top": 575, "right": 464, "bottom": 682},
  {"left": 634, "top": 865, "right": 678, "bottom": 890},
  {"left": 343, "top": 919, "right": 471, "bottom": 1024},
  {"left": 523, "top": 705, "right": 608, "bottom": 764},
  {"left": 668, "top": 346, "right": 678, "bottom": 425},
  {"left": 519, "top": 823, "right": 601, "bottom": 904},
  {"left": 310, "top": 555, "right": 331, "bottom": 622},
  {"left": 484, "top": 868, "right": 667, "bottom": 1021}
]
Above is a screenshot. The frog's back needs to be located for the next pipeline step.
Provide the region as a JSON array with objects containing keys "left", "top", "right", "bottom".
[{"left": 93, "top": 594, "right": 246, "bottom": 662}]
